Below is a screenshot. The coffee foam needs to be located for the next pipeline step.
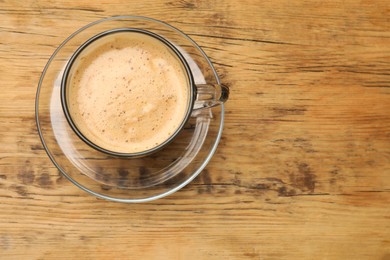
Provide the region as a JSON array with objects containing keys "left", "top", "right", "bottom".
[{"left": 67, "top": 31, "right": 190, "bottom": 153}]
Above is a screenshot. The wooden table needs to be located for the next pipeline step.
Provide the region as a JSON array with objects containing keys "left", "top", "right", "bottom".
[{"left": 1, "top": 1, "right": 389, "bottom": 259}]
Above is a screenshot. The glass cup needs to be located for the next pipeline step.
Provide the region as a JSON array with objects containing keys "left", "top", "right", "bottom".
[{"left": 61, "top": 28, "right": 229, "bottom": 157}]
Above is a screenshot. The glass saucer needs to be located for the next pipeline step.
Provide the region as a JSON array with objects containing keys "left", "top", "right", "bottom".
[{"left": 35, "top": 16, "right": 224, "bottom": 203}]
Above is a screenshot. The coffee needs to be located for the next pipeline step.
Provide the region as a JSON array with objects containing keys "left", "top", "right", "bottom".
[{"left": 65, "top": 31, "right": 190, "bottom": 154}]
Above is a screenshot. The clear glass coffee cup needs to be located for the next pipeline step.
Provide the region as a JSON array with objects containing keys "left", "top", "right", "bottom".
[{"left": 61, "top": 28, "right": 229, "bottom": 158}]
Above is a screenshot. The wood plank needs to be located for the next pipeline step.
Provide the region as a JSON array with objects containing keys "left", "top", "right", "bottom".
[{"left": 0, "top": 0, "right": 389, "bottom": 259}]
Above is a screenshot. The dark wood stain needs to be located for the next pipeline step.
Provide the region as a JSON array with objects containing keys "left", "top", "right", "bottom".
[
  {"left": 117, "top": 168, "right": 129, "bottom": 187},
  {"left": 271, "top": 107, "right": 307, "bottom": 117},
  {"left": 289, "top": 163, "right": 316, "bottom": 193},
  {"left": 187, "top": 32, "right": 297, "bottom": 45},
  {"left": 232, "top": 177, "right": 241, "bottom": 186},
  {"left": 138, "top": 166, "right": 151, "bottom": 186},
  {"left": 277, "top": 186, "right": 297, "bottom": 197},
  {"left": 10, "top": 185, "right": 28, "bottom": 197},
  {"left": 201, "top": 169, "right": 213, "bottom": 193},
  {"left": 48, "top": 6, "right": 104, "bottom": 13},
  {"left": 31, "top": 144, "right": 44, "bottom": 151},
  {"left": 100, "top": 184, "right": 112, "bottom": 191},
  {"left": 37, "top": 173, "right": 53, "bottom": 189},
  {"left": 330, "top": 169, "right": 339, "bottom": 175},
  {"left": 254, "top": 183, "right": 270, "bottom": 190},
  {"left": 118, "top": 169, "right": 129, "bottom": 178},
  {"left": 201, "top": 169, "right": 212, "bottom": 184},
  {"left": 167, "top": 0, "right": 195, "bottom": 9},
  {"left": 17, "top": 170, "right": 35, "bottom": 185},
  {"left": 101, "top": 173, "right": 112, "bottom": 185},
  {"left": 299, "top": 163, "right": 316, "bottom": 192},
  {"left": 79, "top": 235, "right": 90, "bottom": 241},
  {"left": 264, "top": 177, "right": 285, "bottom": 184},
  {"left": 138, "top": 166, "right": 149, "bottom": 176},
  {"left": 93, "top": 167, "right": 104, "bottom": 183}
]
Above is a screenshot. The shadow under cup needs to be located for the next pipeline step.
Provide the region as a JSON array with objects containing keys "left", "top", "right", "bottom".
[{"left": 61, "top": 28, "right": 229, "bottom": 158}]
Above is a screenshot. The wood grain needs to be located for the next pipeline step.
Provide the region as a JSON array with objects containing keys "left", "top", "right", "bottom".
[{"left": 1, "top": 0, "right": 389, "bottom": 259}]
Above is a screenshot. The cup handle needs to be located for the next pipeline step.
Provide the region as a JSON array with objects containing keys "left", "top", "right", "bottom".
[{"left": 193, "top": 83, "right": 230, "bottom": 110}]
